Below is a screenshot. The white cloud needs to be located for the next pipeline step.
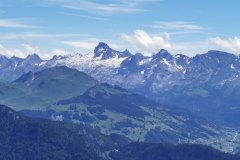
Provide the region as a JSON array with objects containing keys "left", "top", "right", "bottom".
[
  {"left": 0, "top": 19, "right": 37, "bottom": 28},
  {"left": 210, "top": 37, "right": 240, "bottom": 53},
  {"left": 119, "top": 29, "right": 216, "bottom": 56},
  {"left": 121, "top": 30, "right": 171, "bottom": 55},
  {"left": 150, "top": 21, "right": 205, "bottom": 31}
]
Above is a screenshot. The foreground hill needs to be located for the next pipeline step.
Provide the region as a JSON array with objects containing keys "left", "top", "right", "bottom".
[
  {"left": 0, "top": 104, "right": 239, "bottom": 160},
  {"left": 0, "top": 104, "right": 128, "bottom": 160}
]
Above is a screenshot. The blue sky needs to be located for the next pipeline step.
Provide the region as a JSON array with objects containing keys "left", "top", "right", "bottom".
[{"left": 0, "top": 0, "right": 240, "bottom": 59}]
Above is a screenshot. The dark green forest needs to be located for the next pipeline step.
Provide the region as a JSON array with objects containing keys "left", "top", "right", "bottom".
[{"left": 0, "top": 104, "right": 239, "bottom": 160}]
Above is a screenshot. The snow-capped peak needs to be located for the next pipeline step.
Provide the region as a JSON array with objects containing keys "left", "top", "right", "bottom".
[{"left": 93, "top": 42, "right": 131, "bottom": 60}]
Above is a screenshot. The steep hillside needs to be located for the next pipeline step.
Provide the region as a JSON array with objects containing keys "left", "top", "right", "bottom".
[
  {"left": 1, "top": 104, "right": 238, "bottom": 160},
  {"left": 0, "top": 104, "right": 129, "bottom": 160},
  {"left": 110, "top": 143, "right": 239, "bottom": 160}
]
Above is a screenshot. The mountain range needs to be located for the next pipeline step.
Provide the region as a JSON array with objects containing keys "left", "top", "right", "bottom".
[
  {"left": 1, "top": 42, "right": 240, "bottom": 127},
  {"left": 2, "top": 43, "right": 240, "bottom": 154}
]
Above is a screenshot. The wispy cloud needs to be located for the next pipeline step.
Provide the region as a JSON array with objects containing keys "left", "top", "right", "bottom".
[
  {"left": 0, "top": 32, "right": 87, "bottom": 40},
  {"left": 149, "top": 21, "right": 206, "bottom": 32},
  {"left": 60, "top": 12, "right": 107, "bottom": 21},
  {"left": 62, "top": 40, "right": 98, "bottom": 51},
  {"left": 62, "top": 38, "right": 120, "bottom": 53},
  {"left": 41, "top": 0, "right": 158, "bottom": 14},
  {"left": 0, "top": 43, "right": 69, "bottom": 59},
  {"left": 0, "top": 19, "right": 37, "bottom": 28},
  {"left": 210, "top": 36, "right": 240, "bottom": 53},
  {"left": 21, "top": 44, "right": 40, "bottom": 54},
  {"left": 170, "top": 41, "right": 213, "bottom": 56},
  {"left": 0, "top": 44, "right": 28, "bottom": 58}
]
